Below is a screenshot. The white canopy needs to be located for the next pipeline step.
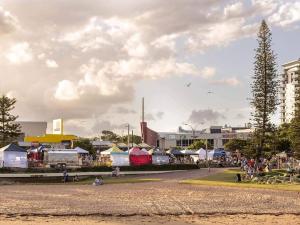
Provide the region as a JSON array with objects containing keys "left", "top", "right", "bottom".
[
  {"left": 74, "top": 147, "right": 89, "bottom": 154},
  {"left": 197, "top": 148, "right": 207, "bottom": 160},
  {"left": 0, "top": 144, "right": 28, "bottom": 168},
  {"left": 181, "top": 149, "right": 197, "bottom": 155}
]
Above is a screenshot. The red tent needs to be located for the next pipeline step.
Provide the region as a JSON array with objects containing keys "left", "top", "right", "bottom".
[{"left": 129, "top": 147, "right": 152, "bottom": 166}]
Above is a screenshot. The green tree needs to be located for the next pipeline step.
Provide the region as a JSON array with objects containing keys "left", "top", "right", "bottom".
[
  {"left": 224, "top": 139, "right": 248, "bottom": 152},
  {"left": 273, "top": 123, "right": 292, "bottom": 154},
  {"left": 187, "top": 140, "right": 213, "bottom": 150},
  {"left": 290, "top": 68, "right": 300, "bottom": 159},
  {"left": 121, "top": 135, "right": 142, "bottom": 145},
  {"left": 73, "top": 137, "right": 95, "bottom": 155},
  {"left": 251, "top": 20, "right": 279, "bottom": 157},
  {"left": 0, "top": 95, "right": 22, "bottom": 147},
  {"left": 100, "top": 130, "right": 121, "bottom": 142}
]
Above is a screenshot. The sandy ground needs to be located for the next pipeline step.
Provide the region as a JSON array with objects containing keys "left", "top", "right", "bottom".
[
  {"left": 1, "top": 168, "right": 300, "bottom": 224},
  {"left": 1, "top": 215, "right": 300, "bottom": 225}
]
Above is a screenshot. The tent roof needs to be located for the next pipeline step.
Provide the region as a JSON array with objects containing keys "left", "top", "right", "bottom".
[
  {"left": 117, "top": 143, "right": 127, "bottom": 148},
  {"left": 181, "top": 149, "right": 197, "bottom": 155},
  {"left": 167, "top": 149, "right": 183, "bottom": 155},
  {"left": 101, "top": 145, "right": 123, "bottom": 155},
  {"left": 74, "top": 147, "right": 89, "bottom": 154},
  {"left": 129, "top": 147, "right": 149, "bottom": 155},
  {"left": 149, "top": 148, "right": 165, "bottom": 155},
  {"left": 138, "top": 143, "right": 151, "bottom": 148},
  {"left": 0, "top": 143, "right": 27, "bottom": 153}
]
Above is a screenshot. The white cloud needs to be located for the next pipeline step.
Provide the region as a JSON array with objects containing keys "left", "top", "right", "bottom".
[
  {"left": 224, "top": 2, "right": 244, "bottom": 18},
  {"left": 5, "top": 42, "right": 33, "bottom": 64},
  {"left": 123, "top": 33, "right": 147, "bottom": 58},
  {"left": 46, "top": 59, "right": 58, "bottom": 68},
  {"left": 210, "top": 77, "right": 241, "bottom": 86},
  {"left": 251, "top": 0, "right": 279, "bottom": 15},
  {"left": 54, "top": 80, "right": 79, "bottom": 101},
  {"left": 0, "top": 0, "right": 298, "bottom": 136},
  {"left": 201, "top": 67, "right": 216, "bottom": 79},
  {"left": 269, "top": 2, "right": 300, "bottom": 27}
]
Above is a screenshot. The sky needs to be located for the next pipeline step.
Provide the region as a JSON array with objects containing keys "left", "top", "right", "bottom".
[{"left": 0, "top": 0, "right": 300, "bottom": 137}]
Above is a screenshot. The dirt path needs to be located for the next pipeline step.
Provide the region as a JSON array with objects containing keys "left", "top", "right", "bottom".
[{"left": 1, "top": 168, "right": 300, "bottom": 217}]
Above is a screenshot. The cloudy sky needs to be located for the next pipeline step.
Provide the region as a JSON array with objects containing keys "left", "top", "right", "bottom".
[{"left": 0, "top": 0, "right": 300, "bottom": 137}]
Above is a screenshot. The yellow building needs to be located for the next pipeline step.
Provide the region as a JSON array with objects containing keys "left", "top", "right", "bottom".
[{"left": 24, "top": 134, "right": 77, "bottom": 144}]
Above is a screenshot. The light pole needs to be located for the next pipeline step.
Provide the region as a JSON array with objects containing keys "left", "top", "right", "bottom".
[
  {"left": 205, "top": 138, "right": 210, "bottom": 172},
  {"left": 184, "top": 123, "right": 198, "bottom": 142}
]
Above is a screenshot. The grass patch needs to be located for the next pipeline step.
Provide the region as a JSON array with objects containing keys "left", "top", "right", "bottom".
[{"left": 182, "top": 169, "right": 300, "bottom": 192}]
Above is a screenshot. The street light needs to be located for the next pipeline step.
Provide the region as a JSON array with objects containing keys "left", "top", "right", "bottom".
[
  {"left": 183, "top": 123, "right": 198, "bottom": 140},
  {"left": 184, "top": 123, "right": 210, "bottom": 172}
]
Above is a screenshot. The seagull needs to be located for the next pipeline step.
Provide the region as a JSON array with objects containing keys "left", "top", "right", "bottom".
[{"left": 186, "top": 82, "right": 192, "bottom": 87}]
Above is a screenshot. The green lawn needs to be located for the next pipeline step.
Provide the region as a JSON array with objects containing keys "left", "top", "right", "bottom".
[{"left": 182, "top": 169, "right": 300, "bottom": 192}]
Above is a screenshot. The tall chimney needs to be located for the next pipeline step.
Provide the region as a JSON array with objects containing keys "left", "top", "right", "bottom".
[{"left": 142, "top": 97, "right": 145, "bottom": 122}]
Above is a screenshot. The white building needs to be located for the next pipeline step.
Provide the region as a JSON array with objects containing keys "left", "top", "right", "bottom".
[
  {"left": 157, "top": 125, "right": 253, "bottom": 150},
  {"left": 280, "top": 59, "right": 300, "bottom": 123}
]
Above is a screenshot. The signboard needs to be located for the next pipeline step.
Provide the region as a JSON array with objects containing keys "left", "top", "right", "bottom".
[{"left": 53, "top": 119, "right": 64, "bottom": 134}]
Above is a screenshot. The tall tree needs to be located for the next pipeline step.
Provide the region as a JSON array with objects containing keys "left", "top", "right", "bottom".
[
  {"left": 290, "top": 67, "right": 300, "bottom": 159},
  {"left": 251, "top": 20, "right": 278, "bottom": 157},
  {"left": 0, "top": 95, "right": 22, "bottom": 147},
  {"left": 73, "top": 137, "right": 95, "bottom": 155},
  {"left": 224, "top": 139, "right": 248, "bottom": 152},
  {"left": 100, "top": 130, "right": 121, "bottom": 142}
]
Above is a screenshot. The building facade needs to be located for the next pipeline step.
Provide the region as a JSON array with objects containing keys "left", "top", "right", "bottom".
[
  {"left": 280, "top": 59, "right": 300, "bottom": 123},
  {"left": 157, "top": 126, "right": 252, "bottom": 150},
  {"left": 141, "top": 123, "right": 253, "bottom": 150}
]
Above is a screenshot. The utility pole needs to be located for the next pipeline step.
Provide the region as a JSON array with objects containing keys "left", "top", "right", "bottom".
[
  {"left": 131, "top": 130, "right": 134, "bottom": 148},
  {"left": 126, "top": 124, "right": 130, "bottom": 151}
]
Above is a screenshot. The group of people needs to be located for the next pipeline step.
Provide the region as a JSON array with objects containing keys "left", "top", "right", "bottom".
[
  {"left": 62, "top": 167, "right": 121, "bottom": 185},
  {"left": 240, "top": 158, "right": 272, "bottom": 180}
]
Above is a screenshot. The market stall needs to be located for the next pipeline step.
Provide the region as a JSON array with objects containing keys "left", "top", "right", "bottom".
[
  {"left": 129, "top": 147, "right": 152, "bottom": 166},
  {"left": 0, "top": 144, "right": 28, "bottom": 168},
  {"left": 167, "top": 149, "right": 184, "bottom": 164},
  {"left": 208, "top": 149, "right": 226, "bottom": 160},
  {"left": 100, "top": 145, "right": 130, "bottom": 166},
  {"left": 150, "top": 148, "right": 169, "bottom": 165}
]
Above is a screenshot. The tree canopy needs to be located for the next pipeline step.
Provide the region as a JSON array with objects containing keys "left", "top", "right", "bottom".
[
  {"left": 0, "top": 95, "right": 22, "bottom": 147},
  {"left": 251, "top": 20, "right": 278, "bottom": 157}
]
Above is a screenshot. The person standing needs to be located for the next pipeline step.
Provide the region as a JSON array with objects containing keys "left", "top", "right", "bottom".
[{"left": 63, "top": 169, "right": 68, "bottom": 183}]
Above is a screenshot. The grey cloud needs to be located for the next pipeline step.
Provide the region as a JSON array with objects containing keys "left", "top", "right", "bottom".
[
  {"left": 144, "top": 113, "right": 155, "bottom": 121},
  {"left": 91, "top": 120, "right": 135, "bottom": 134},
  {"left": 115, "top": 107, "right": 137, "bottom": 114},
  {"left": 0, "top": 6, "right": 18, "bottom": 35},
  {"left": 156, "top": 111, "right": 164, "bottom": 119},
  {"left": 235, "top": 113, "right": 245, "bottom": 120},
  {"left": 144, "top": 111, "right": 165, "bottom": 121},
  {"left": 188, "top": 109, "right": 226, "bottom": 124}
]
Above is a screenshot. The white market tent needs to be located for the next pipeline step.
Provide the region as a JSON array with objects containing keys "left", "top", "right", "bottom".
[
  {"left": 0, "top": 144, "right": 28, "bottom": 168},
  {"left": 150, "top": 148, "right": 169, "bottom": 165},
  {"left": 74, "top": 147, "right": 89, "bottom": 154},
  {"left": 181, "top": 149, "right": 197, "bottom": 155},
  {"left": 197, "top": 148, "right": 207, "bottom": 160}
]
